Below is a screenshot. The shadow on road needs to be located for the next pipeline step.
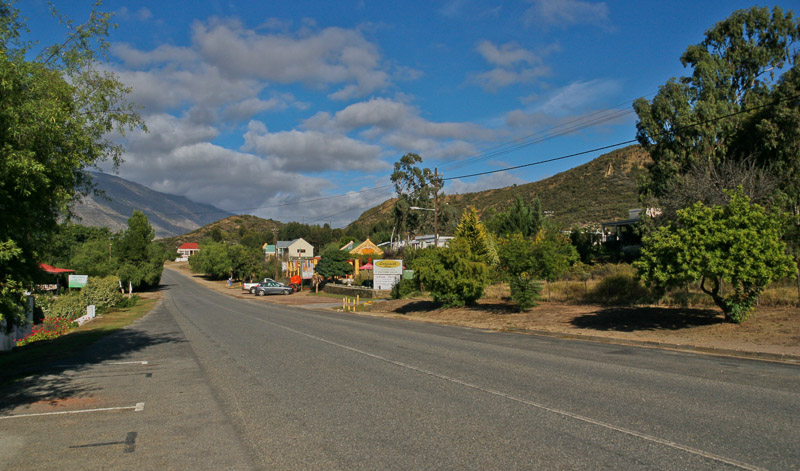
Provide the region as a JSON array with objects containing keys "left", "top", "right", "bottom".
[
  {"left": 570, "top": 306, "right": 724, "bottom": 332},
  {"left": 0, "top": 285, "right": 181, "bottom": 414}
]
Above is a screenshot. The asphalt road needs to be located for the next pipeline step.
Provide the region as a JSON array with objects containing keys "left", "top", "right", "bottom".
[{"left": 2, "top": 267, "right": 798, "bottom": 470}]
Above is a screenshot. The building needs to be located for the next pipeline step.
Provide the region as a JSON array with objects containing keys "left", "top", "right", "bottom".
[
  {"left": 340, "top": 238, "right": 384, "bottom": 257},
  {"left": 176, "top": 242, "right": 200, "bottom": 261},
  {"left": 276, "top": 238, "right": 314, "bottom": 259},
  {"left": 262, "top": 244, "right": 276, "bottom": 259}
]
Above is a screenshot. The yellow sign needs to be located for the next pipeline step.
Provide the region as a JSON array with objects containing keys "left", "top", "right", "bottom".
[{"left": 375, "top": 260, "right": 401, "bottom": 268}]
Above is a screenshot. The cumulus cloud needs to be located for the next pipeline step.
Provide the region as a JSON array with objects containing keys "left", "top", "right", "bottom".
[
  {"left": 241, "top": 121, "right": 386, "bottom": 172},
  {"left": 524, "top": 0, "right": 610, "bottom": 29},
  {"left": 471, "top": 40, "right": 551, "bottom": 91},
  {"left": 191, "top": 18, "right": 390, "bottom": 99}
]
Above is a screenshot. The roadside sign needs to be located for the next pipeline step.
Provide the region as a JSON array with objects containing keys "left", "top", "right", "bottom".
[
  {"left": 68, "top": 275, "right": 89, "bottom": 289},
  {"left": 374, "top": 259, "right": 402, "bottom": 290}
]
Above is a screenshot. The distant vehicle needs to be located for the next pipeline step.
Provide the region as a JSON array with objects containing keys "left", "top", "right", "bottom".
[
  {"left": 246, "top": 278, "right": 277, "bottom": 293},
  {"left": 254, "top": 281, "right": 292, "bottom": 296}
]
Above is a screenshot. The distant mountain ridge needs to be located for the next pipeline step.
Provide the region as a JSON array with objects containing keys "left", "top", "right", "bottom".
[
  {"left": 348, "top": 145, "right": 652, "bottom": 230},
  {"left": 70, "top": 172, "right": 234, "bottom": 238}
]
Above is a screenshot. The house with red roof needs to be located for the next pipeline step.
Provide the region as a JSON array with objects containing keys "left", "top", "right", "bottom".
[{"left": 176, "top": 242, "right": 200, "bottom": 261}]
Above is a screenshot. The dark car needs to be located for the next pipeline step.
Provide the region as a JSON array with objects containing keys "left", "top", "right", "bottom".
[
  {"left": 249, "top": 278, "right": 277, "bottom": 293},
  {"left": 254, "top": 281, "right": 292, "bottom": 296}
]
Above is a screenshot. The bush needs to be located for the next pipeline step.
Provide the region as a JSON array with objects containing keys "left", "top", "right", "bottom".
[
  {"left": 49, "top": 293, "right": 87, "bottom": 321},
  {"left": 412, "top": 240, "right": 489, "bottom": 307},
  {"left": 115, "top": 294, "right": 140, "bottom": 309},
  {"left": 586, "top": 272, "right": 653, "bottom": 306},
  {"left": 80, "top": 275, "right": 123, "bottom": 312},
  {"left": 391, "top": 279, "right": 420, "bottom": 299}
]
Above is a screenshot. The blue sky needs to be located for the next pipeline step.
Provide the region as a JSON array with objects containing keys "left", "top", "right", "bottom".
[{"left": 19, "top": 1, "right": 798, "bottom": 227}]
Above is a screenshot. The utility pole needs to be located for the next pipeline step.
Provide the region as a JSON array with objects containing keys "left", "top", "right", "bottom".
[
  {"left": 272, "top": 227, "right": 279, "bottom": 281},
  {"left": 434, "top": 167, "right": 439, "bottom": 248}
]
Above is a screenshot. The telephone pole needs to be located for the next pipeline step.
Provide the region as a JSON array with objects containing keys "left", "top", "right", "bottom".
[
  {"left": 272, "top": 227, "right": 279, "bottom": 280},
  {"left": 434, "top": 167, "right": 439, "bottom": 248}
]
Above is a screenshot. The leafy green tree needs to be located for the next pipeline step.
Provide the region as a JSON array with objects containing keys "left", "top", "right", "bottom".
[
  {"left": 229, "top": 244, "right": 268, "bottom": 281},
  {"left": 487, "top": 195, "right": 544, "bottom": 238},
  {"left": 454, "top": 207, "right": 497, "bottom": 265},
  {"left": 529, "top": 226, "right": 579, "bottom": 300},
  {"left": 315, "top": 247, "right": 354, "bottom": 279},
  {"left": 0, "top": 2, "right": 144, "bottom": 327},
  {"left": 634, "top": 6, "right": 800, "bottom": 202},
  {"left": 635, "top": 189, "right": 796, "bottom": 323},
  {"left": 116, "top": 211, "right": 163, "bottom": 290},
  {"left": 189, "top": 241, "right": 233, "bottom": 280},
  {"left": 412, "top": 239, "right": 488, "bottom": 307},
  {"left": 390, "top": 153, "right": 441, "bottom": 239},
  {"left": 497, "top": 233, "right": 542, "bottom": 311}
]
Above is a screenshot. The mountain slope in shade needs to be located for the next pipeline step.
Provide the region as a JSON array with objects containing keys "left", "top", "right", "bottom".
[{"left": 70, "top": 172, "right": 234, "bottom": 238}]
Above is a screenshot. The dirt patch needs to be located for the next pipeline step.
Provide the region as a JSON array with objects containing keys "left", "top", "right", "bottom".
[
  {"left": 165, "top": 262, "right": 800, "bottom": 360},
  {"left": 365, "top": 298, "right": 800, "bottom": 359}
]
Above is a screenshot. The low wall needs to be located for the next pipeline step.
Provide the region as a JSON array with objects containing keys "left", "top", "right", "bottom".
[{"left": 322, "top": 284, "right": 391, "bottom": 299}]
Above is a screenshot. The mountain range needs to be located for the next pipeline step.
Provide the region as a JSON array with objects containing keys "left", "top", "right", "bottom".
[
  {"left": 71, "top": 145, "right": 650, "bottom": 241},
  {"left": 70, "top": 172, "right": 234, "bottom": 238}
]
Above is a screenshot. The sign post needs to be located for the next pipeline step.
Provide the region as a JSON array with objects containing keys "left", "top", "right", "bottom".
[{"left": 68, "top": 275, "right": 89, "bottom": 289}]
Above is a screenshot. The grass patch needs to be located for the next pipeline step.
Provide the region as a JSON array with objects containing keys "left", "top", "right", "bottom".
[{"left": 0, "top": 295, "right": 159, "bottom": 383}]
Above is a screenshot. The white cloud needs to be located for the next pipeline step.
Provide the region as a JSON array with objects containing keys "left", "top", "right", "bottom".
[
  {"left": 123, "top": 113, "right": 219, "bottom": 154},
  {"left": 242, "top": 121, "right": 386, "bottom": 172},
  {"left": 506, "top": 79, "right": 625, "bottom": 128},
  {"left": 524, "top": 0, "right": 610, "bottom": 28},
  {"left": 471, "top": 41, "right": 551, "bottom": 91},
  {"left": 445, "top": 172, "right": 526, "bottom": 195},
  {"left": 191, "top": 18, "right": 390, "bottom": 99}
]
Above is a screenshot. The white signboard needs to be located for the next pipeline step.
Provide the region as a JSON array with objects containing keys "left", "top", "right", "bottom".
[
  {"left": 373, "top": 259, "right": 402, "bottom": 290},
  {"left": 68, "top": 275, "right": 89, "bottom": 289}
]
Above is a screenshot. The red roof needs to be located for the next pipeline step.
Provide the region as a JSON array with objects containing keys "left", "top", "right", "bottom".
[
  {"left": 178, "top": 243, "right": 200, "bottom": 250},
  {"left": 39, "top": 263, "right": 75, "bottom": 274}
]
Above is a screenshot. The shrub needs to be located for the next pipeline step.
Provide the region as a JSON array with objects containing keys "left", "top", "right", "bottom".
[
  {"left": 586, "top": 272, "right": 653, "bottom": 306},
  {"left": 115, "top": 294, "right": 140, "bottom": 309},
  {"left": 80, "top": 275, "right": 122, "bottom": 312},
  {"left": 391, "top": 279, "right": 420, "bottom": 299},
  {"left": 49, "top": 293, "right": 87, "bottom": 321},
  {"left": 413, "top": 240, "right": 489, "bottom": 307}
]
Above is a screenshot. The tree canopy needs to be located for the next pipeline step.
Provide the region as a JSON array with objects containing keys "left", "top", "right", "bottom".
[
  {"left": 635, "top": 189, "right": 796, "bottom": 323},
  {"left": 0, "top": 2, "right": 144, "bottom": 327},
  {"left": 633, "top": 6, "right": 800, "bottom": 208}
]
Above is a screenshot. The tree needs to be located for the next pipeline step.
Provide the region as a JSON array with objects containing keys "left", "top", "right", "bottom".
[
  {"left": 0, "top": 2, "right": 144, "bottom": 328},
  {"left": 497, "top": 233, "right": 542, "bottom": 311},
  {"left": 189, "top": 241, "right": 233, "bottom": 280},
  {"left": 487, "top": 195, "right": 544, "bottom": 238},
  {"left": 454, "top": 207, "right": 497, "bottom": 266},
  {"left": 315, "top": 247, "right": 354, "bottom": 279},
  {"left": 412, "top": 239, "right": 489, "bottom": 307},
  {"left": 635, "top": 189, "right": 796, "bottom": 323},
  {"left": 116, "top": 211, "right": 163, "bottom": 291},
  {"left": 633, "top": 6, "right": 800, "bottom": 202},
  {"left": 530, "top": 226, "right": 579, "bottom": 300},
  {"left": 390, "top": 153, "right": 441, "bottom": 240}
]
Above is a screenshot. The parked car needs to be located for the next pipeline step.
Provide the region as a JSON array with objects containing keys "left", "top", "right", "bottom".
[
  {"left": 247, "top": 278, "right": 277, "bottom": 293},
  {"left": 254, "top": 281, "right": 293, "bottom": 296}
]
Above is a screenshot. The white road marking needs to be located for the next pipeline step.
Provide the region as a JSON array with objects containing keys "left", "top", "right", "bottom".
[
  {"left": 0, "top": 403, "right": 145, "bottom": 420},
  {"left": 107, "top": 361, "right": 149, "bottom": 365},
  {"left": 252, "top": 315, "right": 767, "bottom": 471}
]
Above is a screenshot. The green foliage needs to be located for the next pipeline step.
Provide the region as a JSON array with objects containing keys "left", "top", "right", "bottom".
[
  {"left": 487, "top": 195, "right": 544, "bottom": 238},
  {"left": 586, "top": 265, "right": 653, "bottom": 306},
  {"left": 412, "top": 240, "right": 489, "bottom": 307},
  {"left": 531, "top": 227, "right": 580, "bottom": 283},
  {"left": 79, "top": 275, "right": 122, "bottom": 313},
  {"left": 315, "top": 247, "right": 354, "bottom": 279},
  {"left": 49, "top": 293, "right": 87, "bottom": 322},
  {"left": 633, "top": 6, "right": 800, "bottom": 207},
  {"left": 189, "top": 241, "right": 233, "bottom": 279},
  {"left": 0, "top": 2, "right": 144, "bottom": 328},
  {"left": 391, "top": 153, "right": 442, "bottom": 237},
  {"left": 497, "top": 233, "right": 542, "bottom": 311},
  {"left": 390, "top": 279, "right": 420, "bottom": 299},
  {"left": 635, "top": 189, "right": 796, "bottom": 322},
  {"left": 454, "top": 207, "right": 497, "bottom": 265},
  {"left": 570, "top": 227, "right": 602, "bottom": 264},
  {"left": 116, "top": 211, "right": 163, "bottom": 289}
]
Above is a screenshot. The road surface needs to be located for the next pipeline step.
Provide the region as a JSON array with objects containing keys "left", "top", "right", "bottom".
[{"left": 1, "top": 267, "right": 797, "bottom": 470}]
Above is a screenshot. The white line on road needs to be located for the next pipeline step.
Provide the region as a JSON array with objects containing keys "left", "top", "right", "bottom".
[
  {"left": 253, "top": 315, "right": 767, "bottom": 471},
  {"left": 0, "top": 403, "right": 145, "bottom": 420},
  {"left": 107, "top": 361, "right": 149, "bottom": 365}
]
